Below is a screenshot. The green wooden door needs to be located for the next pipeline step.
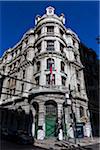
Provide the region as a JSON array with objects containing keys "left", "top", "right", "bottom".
[{"left": 45, "top": 114, "right": 56, "bottom": 137}]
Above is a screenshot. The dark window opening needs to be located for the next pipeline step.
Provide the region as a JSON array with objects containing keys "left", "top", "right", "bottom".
[
  {"left": 73, "top": 39, "right": 76, "bottom": 46},
  {"left": 37, "top": 43, "right": 41, "bottom": 53},
  {"left": 60, "top": 29, "right": 64, "bottom": 37},
  {"left": 47, "top": 41, "right": 54, "bottom": 51},
  {"left": 23, "top": 70, "right": 26, "bottom": 79},
  {"left": 47, "top": 26, "right": 54, "bottom": 33},
  {"left": 62, "top": 76, "right": 66, "bottom": 86},
  {"left": 76, "top": 70, "right": 79, "bottom": 79},
  {"left": 74, "top": 53, "right": 78, "bottom": 61},
  {"left": 46, "top": 104, "right": 56, "bottom": 115},
  {"left": 21, "top": 83, "right": 24, "bottom": 93},
  {"left": 60, "top": 43, "right": 64, "bottom": 53},
  {"left": 35, "top": 76, "right": 40, "bottom": 85},
  {"left": 46, "top": 74, "right": 55, "bottom": 85},
  {"left": 37, "top": 29, "right": 41, "bottom": 37},
  {"left": 61, "top": 61, "right": 65, "bottom": 72},
  {"left": 77, "top": 83, "right": 80, "bottom": 92},
  {"left": 47, "top": 58, "right": 55, "bottom": 70},
  {"left": 37, "top": 61, "right": 41, "bottom": 71},
  {"left": 80, "top": 106, "right": 84, "bottom": 118}
]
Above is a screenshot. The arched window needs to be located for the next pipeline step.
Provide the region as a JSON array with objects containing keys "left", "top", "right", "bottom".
[
  {"left": 80, "top": 106, "right": 84, "bottom": 118},
  {"left": 46, "top": 101, "right": 57, "bottom": 116},
  {"left": 61, "top": 61, "right": 65, "bottom": 72},
  {"left": 47, "top": 58, "right": 55, "bottom": 70},
  {"left": 36, "top": 61, "right": 41, "bottom": 71}
]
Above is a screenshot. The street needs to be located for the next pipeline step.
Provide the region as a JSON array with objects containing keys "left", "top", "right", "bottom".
[
  {"left": 0, "top": 139, "right": 100, "bottom": 150},
  {"left": 83, "top": 143, "right": 100, "bottom": 150},
  {"left": 0, "top": 139, "right": 45, "bottom": 150}
]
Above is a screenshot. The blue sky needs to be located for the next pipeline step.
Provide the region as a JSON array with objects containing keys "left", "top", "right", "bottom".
[{"left": 0, "top": 1, "right": 99, "bottom": 58}]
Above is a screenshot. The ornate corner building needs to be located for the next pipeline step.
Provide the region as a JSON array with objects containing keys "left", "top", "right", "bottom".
[{"left": 0, "top": 7, "right": 91, "bottom": 140}]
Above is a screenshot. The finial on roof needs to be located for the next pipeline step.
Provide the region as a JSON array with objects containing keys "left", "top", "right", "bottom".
[{"left": 46, "top": 6, "right": 55, "bottom": 15}]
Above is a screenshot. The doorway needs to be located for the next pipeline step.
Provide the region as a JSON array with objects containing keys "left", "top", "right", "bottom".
[{"left": 45, "top": 101, "right": 57, "bottom": 138}]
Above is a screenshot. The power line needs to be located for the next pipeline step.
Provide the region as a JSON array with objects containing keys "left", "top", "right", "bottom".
[{"left": 0, "top": 72, "right": 49, "bottom": 89}]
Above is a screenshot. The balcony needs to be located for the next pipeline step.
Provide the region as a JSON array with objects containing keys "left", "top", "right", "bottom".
[
  {"left": 35, "top": 32, "right": 64, "bottom": 42},
  {"left": 29, "top": 85, "right": 68, "bottom": 95}
]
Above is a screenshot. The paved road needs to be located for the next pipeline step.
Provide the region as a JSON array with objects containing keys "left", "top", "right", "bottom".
[
  {"left": 1, "top": 139, "right": 100, "bottom": 150},
  {"left": 0, "top": 139, "right": 45, "bottom": 150},
  {"left": 83, "top": 143, "right": 100, "bottom": 150}
]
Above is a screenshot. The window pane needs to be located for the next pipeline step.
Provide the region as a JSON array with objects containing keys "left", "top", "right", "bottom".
[
  {"left": 47, "top": 41, "right": 54, "bottom": 51},
  {"left": 47, "top": 26, "right": 54, "bottom": 33},
  {"left": 47, "top": 58, "right": 54, "bottom": 70}
]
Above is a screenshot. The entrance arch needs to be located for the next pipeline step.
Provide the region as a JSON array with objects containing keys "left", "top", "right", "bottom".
[{"left": 45, "top": 100, "right": 57, "bottom": 138}]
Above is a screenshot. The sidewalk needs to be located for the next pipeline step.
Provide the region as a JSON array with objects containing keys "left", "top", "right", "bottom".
[
  {"left": 34, "top": 137, "right": 100, "bottom": 150},
  {"left": 77, "top": 137, "right": 100, "bottom": 146}
]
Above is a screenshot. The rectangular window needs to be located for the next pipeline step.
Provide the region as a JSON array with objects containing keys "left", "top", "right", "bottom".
[
  {"left": 62, "top": 76, "right": 66, "bottom": 86},
  {"left": 21, "top": 83, "right": 24, "bottom": 93},
  {"left": 37, "top": 61, "right": 41, "bottom": 71},
  {"left": 37, "top": 42, "right": 41, "bottom": 53},
  {"left": 76, "top": 70, "right": 79, "bottom": 79},
  {"left": 23, "top": 70, "right": 25, "bottom": 79},
  {"left": 60, "top": 43, "right": 64, "bottom": 53},
  {"left": 60, "top": 29, "right": 64, "bottom": 37},
  {"left": 37, "top": 29, "right": 41, "bottom": 37},
  {"left": 46, "top": 74, "right": 55, "bottom": 85},
  {"left": 61, "top": 61, "right": 65, "bottom": 72},
  {"left": 47, "top": 26, "right": 54, "bottom": 33},
  {"left": 47, "top": 41, "right": 54, "bottom": 51},
  {"left": 46, "top": 74, "right": 50, "bottom": 85},
  {"left": 35, "top": 76, "right": 40, "bottom": 85},
  {"left": 74, "top": 53, "right": 78, "bottom": 61},
  {"left": 77, "top": 83, "right": 80, "bottom": 92}
]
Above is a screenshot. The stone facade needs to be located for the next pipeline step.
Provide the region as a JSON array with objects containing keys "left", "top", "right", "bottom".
[{"left": 0, "top": 7, "right": 91, "bottom": 140}]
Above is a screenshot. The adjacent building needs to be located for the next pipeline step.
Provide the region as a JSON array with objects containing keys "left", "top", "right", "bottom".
[
  {"left": 0, "top": 7, "right": 91, "bottom": 140},
  {"left": 79, "top": 43, "right": 99, "bottom": 137}
]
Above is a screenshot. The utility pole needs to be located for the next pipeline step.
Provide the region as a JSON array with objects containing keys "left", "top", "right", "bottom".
[
  {"left": 69, "top": 87, "right": 77, "bottom": 144},
  {"left": 65, "top": 88, "right": 76, "bottom": 144}
]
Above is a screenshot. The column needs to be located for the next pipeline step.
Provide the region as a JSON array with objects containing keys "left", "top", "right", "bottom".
[
  {"left": 37, "top": 102, "right": 45, "bottom": 140},
  {"left": 24, "top": 65, "right": 33, "bottom": 96},
  {"left": 76, "top": 105, "right": 80, "bottom": 122},
  {"left": 55, "top": 58, "right": 61, "bottom": 86},
  {"left": 57, "top": 103, "right": 63, "bottom": 140},
  {"left": 22, "top": 100, "right": 30, "bottom": 134},
  {"left": 41, "top": 40, "right": 46, "bottom": 53},
  {"left": 54, "top": 25, "right": 59, "bottom": 35},
  {"left": 15, "top": 71, "right": 22, "bottom": 95},
  {"left": 55, "top": 40, "right": 60, "bottom": 52},
  {"left": 27, "top": 47, "right": 34, "bottom": 62},
  {"left": 40, "top": 58, "right": 46, "bottom": 86},
  {"left": 31, "top": 106, "right": 36, "bottom": 137}
]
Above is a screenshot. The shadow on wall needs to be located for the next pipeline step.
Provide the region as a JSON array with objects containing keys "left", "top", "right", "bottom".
[{"left": 0, "top": 107, "right": 34, "bottom": 144}]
